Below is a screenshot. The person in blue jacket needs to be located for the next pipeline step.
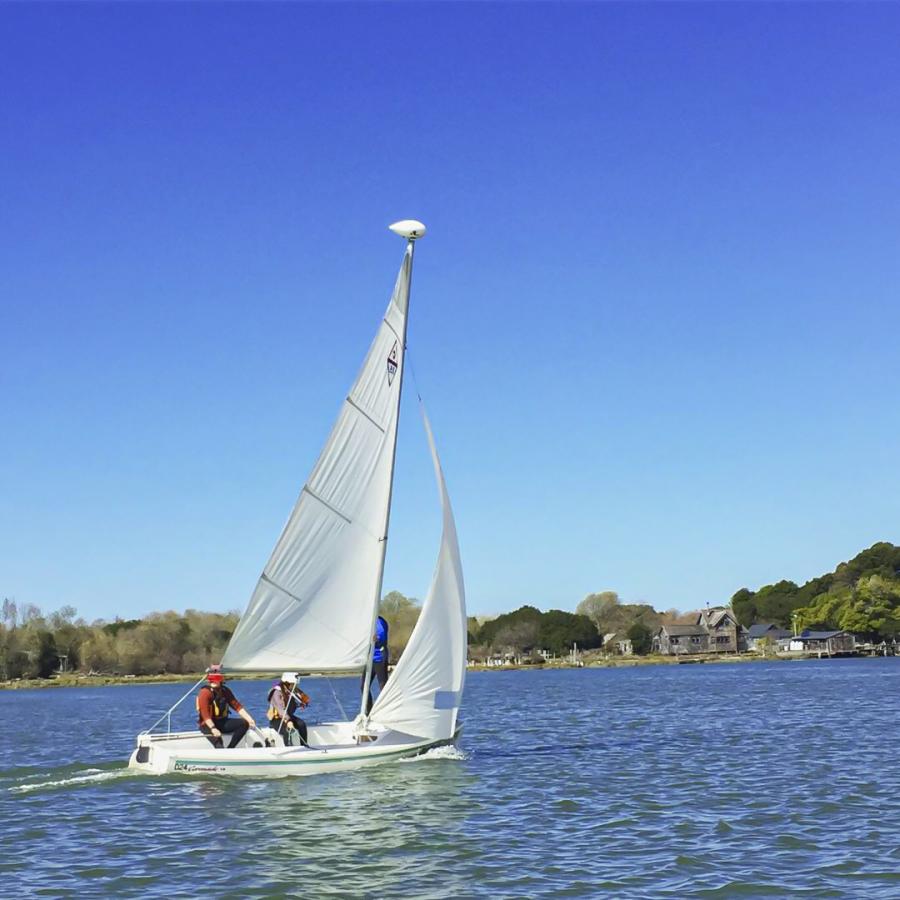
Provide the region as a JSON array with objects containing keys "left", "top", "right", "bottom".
[{"left": 361, "top": 615, "right": 389, "bottom": 713}]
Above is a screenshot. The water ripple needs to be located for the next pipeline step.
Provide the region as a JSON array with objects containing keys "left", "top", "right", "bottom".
[{"left": 3, "top": 661, "right": 900, "bottom": 896}]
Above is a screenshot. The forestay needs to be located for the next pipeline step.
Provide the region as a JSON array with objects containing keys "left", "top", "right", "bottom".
[
  {"left": 368, "top": 404, "right": 467, "bottom": 740},
  {"left": 222, "top": 245, "right": 412, "bottom": 672}
]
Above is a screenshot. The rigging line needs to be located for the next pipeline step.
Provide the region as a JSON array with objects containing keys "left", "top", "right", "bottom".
[
  {"left": 405, "top": 347, "right": 424, "bottom": 405},
  {"left": 142, "top": 675, "right": 208, "bottom": 735},
  {"left": 327, "top": 677, "right": 349, "bottom": 722},
  {"left": 279, "top": 685, "right": 314, "bottom": 749}
]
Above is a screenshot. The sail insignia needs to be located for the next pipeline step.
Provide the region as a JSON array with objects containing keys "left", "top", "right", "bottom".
[{"left": 387, "top": 341, "right": 399, "bottom": 385}]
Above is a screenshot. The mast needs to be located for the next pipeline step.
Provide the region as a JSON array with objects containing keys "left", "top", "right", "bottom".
[{"left": 358, "top": 220, "right": 426, "bottom": 725}]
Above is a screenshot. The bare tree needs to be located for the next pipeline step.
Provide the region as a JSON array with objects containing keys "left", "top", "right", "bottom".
[{"left": 576, "top": 591, "right": 620, "bottom": 628}]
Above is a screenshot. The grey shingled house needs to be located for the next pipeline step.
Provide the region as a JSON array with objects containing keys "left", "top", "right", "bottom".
[{"left": 653, "top": 607, "right": 743, "bottom": 655}]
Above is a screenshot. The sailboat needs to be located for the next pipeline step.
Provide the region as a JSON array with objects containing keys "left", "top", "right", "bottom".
[{"left": 129, "top": 220, "right": 467, "bottom": 776}]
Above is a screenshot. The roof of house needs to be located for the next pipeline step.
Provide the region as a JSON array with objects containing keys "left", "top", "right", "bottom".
[
  {"left": 660, "top": 624, "right": 708, "bottom": 637},
  {"left": 697, "top": 607, "right": 736, "bottom": 629},
  {"left": 747, "top": 623, "right": 790, "bottom": 638},
  {"left": 795, "top": 630, "right": 847, "bottom": 640}
]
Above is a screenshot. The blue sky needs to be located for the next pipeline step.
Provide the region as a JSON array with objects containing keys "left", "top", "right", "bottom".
[{"left": 2, "top": 3, "right": 898, "bottom": 623}]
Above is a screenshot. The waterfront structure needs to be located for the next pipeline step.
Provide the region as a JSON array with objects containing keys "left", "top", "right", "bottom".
[
  {"left": 788, "top": 630, "right": 855, "bottom": 656},
  {"left": 653, "top": 607, "right": 744, "bottom": 656},
  {"left": 654, "top": 622, "right": 708, "bottom": 655}
]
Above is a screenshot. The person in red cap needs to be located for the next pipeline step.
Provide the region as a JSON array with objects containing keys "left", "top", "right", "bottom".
[{"left": 196, "top": 670, "right": 256, "bottom": 749}]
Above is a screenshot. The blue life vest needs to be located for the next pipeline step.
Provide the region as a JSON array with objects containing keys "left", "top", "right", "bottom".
[{"left": 373, "top": 616, "right": 388, "bottom": 663}]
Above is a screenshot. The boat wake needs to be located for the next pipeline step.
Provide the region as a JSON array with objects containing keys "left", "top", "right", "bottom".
[
  {"left": 403, "top": 745, "right": 469, "bottom": 763},
  {"left": 8, "top": 765, "right": 134, "bottom": 794}
]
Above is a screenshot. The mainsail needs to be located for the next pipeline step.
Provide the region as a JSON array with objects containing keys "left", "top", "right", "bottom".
[
  {"left": 368, "top": 404, "right": 467, "bottom": 740},
  {"left": 222, "top": 244, "right": 413, "bottom": 671}
]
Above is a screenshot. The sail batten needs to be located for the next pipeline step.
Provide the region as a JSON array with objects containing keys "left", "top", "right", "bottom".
[
  {"left": 301, "top": 486, "right": 354, "bottom": 525},
  {"left": 345, "top": 397, "right": 388, "bottom": 434}
]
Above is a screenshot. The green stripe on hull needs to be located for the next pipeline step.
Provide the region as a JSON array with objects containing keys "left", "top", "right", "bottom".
[{"left": 172, "top": 743, "right": 429, "bottom": 769}]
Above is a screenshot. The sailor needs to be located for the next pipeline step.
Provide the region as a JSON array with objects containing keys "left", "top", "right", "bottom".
[
  {"left": 267, "top": 672, "right": 310, "bottom": 746},
  {"left": 361, "top": 615, "right": 389, "bottom": 714},
  {"left": 197, "top": 670, "right": 256, "bottom": 749}
]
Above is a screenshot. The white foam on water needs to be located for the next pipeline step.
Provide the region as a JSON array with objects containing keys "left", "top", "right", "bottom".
[
  {"left": 9, "top": 766, "right": 134, "bottom": 794},
  {"left": 402, "top": 745, "right": 469, "bottom": 763}
]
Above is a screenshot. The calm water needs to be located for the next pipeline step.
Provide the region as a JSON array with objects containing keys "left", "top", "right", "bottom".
[{"left": 4, "top": 659, "right": 900, "bottom": 898}]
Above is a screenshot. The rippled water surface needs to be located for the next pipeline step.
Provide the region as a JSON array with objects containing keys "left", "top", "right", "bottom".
[{"left": 4, "top": 660, "right": 900, "bottom": 897}]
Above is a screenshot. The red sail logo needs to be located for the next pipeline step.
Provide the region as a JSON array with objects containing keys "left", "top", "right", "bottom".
[{"left": 386, "top": 341, "right": 399, "bottom": 385}]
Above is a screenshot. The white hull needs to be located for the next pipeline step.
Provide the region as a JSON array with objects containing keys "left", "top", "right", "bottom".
[{"left": 128, "top": 721, "right": 459, "bottom": 778}]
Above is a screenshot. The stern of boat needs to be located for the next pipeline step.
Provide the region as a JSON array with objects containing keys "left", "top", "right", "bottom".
[
  {"left": 129, "top": 732, "right": 170, "bottom": 775},
  {"left": 128, "top": 726, "right": 276, "bottom": 775}
]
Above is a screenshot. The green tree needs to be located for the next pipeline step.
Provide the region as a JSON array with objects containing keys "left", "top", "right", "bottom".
[
  {"left": 20, "top": 629, "right": 58, "bottom": 678},
  {"left": 835, "top": 575, "right": 900, "bottom": 638},
  {"left": 537, "top": 610, "right": 601, "bottom": 655},
  {"left": 0, "top": 624, "right": 27, "bottom": 679},
  {"left": 753, "top": 581, "right": 801, "bottom": 627},
  {"left": 833, "top": 542, "right": 900, "bottom": 587},
  {"left": 627, "top": 622, "right": 653, "bottom": 655},
  {"left": 730, "top": 588, "right": 757, "bottom": 627},
  {"left": 476, "top": 606, "right": 543, "bottom": 648},
  {"left": 743, "top": 542, "right": 900, "bottom": 632},
  {"left": 379, "top": 590, "right": 422, "bottom": 661},
  {"left": 79, "top": 630, "right": 118, "bottom": 673},
  {"left": 103, "top": 618, "right": 142, "bottom": 637},
  {"left": 794, "top": 586, "right": 852, "bottom": 633}
]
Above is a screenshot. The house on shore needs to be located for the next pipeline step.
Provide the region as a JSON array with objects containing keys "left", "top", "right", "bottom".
[
  {"left": 746, "top": 623, "right": 792, "bottom": 652},
  {"left": 654, "top": 623, "right": 708, "bottom": 655},
  {"left": 699, "top": 607, "right": 743, "bottom": 652},
  {"left": 603, "top": 631, "right": 634, "bottom": 656},
  {"left": 653, "top": 607, "right": 744, "bottom": 656},
  {"left": 788, "top": 630, "right": 855, "bottom": 656}
]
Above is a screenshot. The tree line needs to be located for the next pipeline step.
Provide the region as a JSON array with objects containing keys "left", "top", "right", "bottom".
[
  {"left": 468, "top": 605, "right": 602, "bottom": 661},
  {"left": 0, "top": 591, "right": 444, "bottom": 681},
  {"left": 6, "top": 540, "right": 897, "bottom": 680},
  {"left": 0, "top": 589, "right": 650, "bottom": 680},
  {"left": 0, "top": 600, "right": 238, "bottom": 680},
  {"left": 730, "top": 542, "right": 900, "bottom": 639}
]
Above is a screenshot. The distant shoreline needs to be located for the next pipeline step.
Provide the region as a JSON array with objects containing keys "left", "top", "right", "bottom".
[
  {"left": 0, "top": 672, "right": 211, "bottom": 691},
  {"left": 469, "top": 653, "right": 768, "bottom": 671},
  {"left": 1, "top": 651, "right": 853, "bottom": 690}
]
